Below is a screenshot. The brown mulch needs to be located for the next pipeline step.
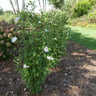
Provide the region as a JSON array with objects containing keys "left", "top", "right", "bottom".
[{"left": 0, "top": 41, "right": 96, "bottom": 96}]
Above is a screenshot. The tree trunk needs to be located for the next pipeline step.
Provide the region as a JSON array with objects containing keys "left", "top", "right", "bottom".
[
  {"left": 43, "top": 0, "right": 44, "bottom": 10},
  {"left": 9, "top": 0, "right": 16, "bottom": 13},
  {"left": 14, "top": 0, "right": 19, "bottom": 12},
  {"left": 22, "top": 0, "right": 25, "bottom": 11},
  {"left": 45, "top": 0, "right": 46, "bottom": 11},
  {"left": 38, "top": 0, "right": 42, "bottom": 11}
]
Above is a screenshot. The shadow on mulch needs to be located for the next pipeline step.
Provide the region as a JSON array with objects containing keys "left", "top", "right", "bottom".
[{"left": 0, "top": 41, "right": 96, "bottom": 96}]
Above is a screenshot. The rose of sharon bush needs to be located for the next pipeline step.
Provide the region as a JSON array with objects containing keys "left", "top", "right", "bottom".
[
  {"left": 15, "top": 10, "right": 70, "bottom": 94},
  {"left": 0, "top": 20, "right": 19, "bottom": 59}
]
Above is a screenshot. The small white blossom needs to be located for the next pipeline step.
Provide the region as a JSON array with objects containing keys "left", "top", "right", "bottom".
[
  {"left": 67, "top": 32, "right": 69, "bottom": 36},
  {"left": 47, "top": 56, "right": 54, "bottom": 60},
  {"left": 32, "top": 14, "right": 34, "bottom": 17},
  {"left": 11, "top": 37, "right": 17, "bottom": 43},
  {"left": 24, "top": 88, "right": 26, "bottom": 91},
  {"left": 44, "top": 46, "right": 49, "bottom": 52},
  {"left": 38, "top": 21, "right": 42, "bottom": 23},
  {"left": 23, "top": 64, "right": 29, "bottom": 68},
  {"left": 54, "top": 37, "right": 57, "bottom": 40},
  {"left": 44, "top": 29, "right": 48, "bottom": 32},
  {"left": 15, "top": 16, "right": 20, "bottom": 22}
]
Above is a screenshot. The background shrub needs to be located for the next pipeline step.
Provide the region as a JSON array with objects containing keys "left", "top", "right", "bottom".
[
  {"left": 0, "top": 20, "right": 19, "bottom": 59},
  {"left": 87, "top": 10, "right": 96, "bottom": 23},
  {"left": 73, "top": 0, "right": 92, "bottom": 17},
  {"left": 0, "top": 12, "right": 16, "bottom": 22},
  {"left": 15, "top": 10, "right": 70, "bottom": 94},
  {"left": 89, "top": 0, "right": 96, "bottom": 5}
]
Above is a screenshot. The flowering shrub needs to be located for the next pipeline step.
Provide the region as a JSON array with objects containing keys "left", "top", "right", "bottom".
[
  {"left": 0, "top": 20, "right": 19, "bottom": 59},
  {"left": 15, "top": 10, "right": 70, "bottom": 94}
]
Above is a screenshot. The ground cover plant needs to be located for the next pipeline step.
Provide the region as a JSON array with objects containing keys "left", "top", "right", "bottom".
[{"left": 14, "top": 9, "right": 70, "bottom": 94}]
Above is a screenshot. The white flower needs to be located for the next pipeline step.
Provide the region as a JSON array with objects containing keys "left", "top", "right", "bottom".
[
  {"left": 11, "top": 37, "right": 17, "bottom": 43},
  {"left": 47, "top": 56, "right": 54, "bottom": 60},
  {"left": 32, "top": 14, "right": 34, "bottom": 17},
  {"left": 15, "top": 16, "right": 20, "bottom": 22},
  {"left": 67, "top": 32, "right": 69, "bottom": 36},
  {"left": 44, "top": 46, "right": 49, "bottom": 52},
  {"left": 38, "top": 21, "right": 42, "bottom": 23},
  {"left": 23, "top": 64, "right": 29, "bottom": 68},
  {"left": 44, "top": 29, "right": 48, "bottom": 32},
  {"left": 54, "top": 37, "right": 57, "bottom": 40}
]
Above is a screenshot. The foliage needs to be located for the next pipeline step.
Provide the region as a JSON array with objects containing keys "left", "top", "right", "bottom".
[
  {"left": 63, "top": 0, "right": 72, "bottom": 12},
  {"left": 68, "top": 15, "right": 87, "bottom": 25},
  {"left": 89, "top": 0, "right": 96, "bottom": 5},
  {"left": 86, "top": 23, "right": 96, "bottom": 28},
  {"left": 14, "top": 10, "right": 70, "bottom": 94},
  {"left": 0, "top": 12, "right": 16, "bottom": 22},
  {"left": 0, "top": 7, "right": 4, "bottom": 15},
  {"left": 0, "top": 20, "right": 18, "bottom": 59},
  {"left": 76, "top": 21, "right": 88, "bottom": 27},
  {"left": 87, "top": 10, "right": 96, "bottom": 23},
  {"left": 73, "top": 0, "right": 92, "bottom": 17},
  {"left": 48, "top": 0, "right": 64, "bottom": 9}
]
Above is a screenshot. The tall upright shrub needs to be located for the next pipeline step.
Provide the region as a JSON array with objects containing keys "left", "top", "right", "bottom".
[{"left": 15, "top": 9, "right": 70, "bottom": 94}]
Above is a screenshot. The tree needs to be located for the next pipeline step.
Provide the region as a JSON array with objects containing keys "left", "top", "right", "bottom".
[
  {"left": 22, "top": 0, "right": 25, "bottom": 11},
  {"left": 38, "top": 0, "right": 46, "bottom": 11},
  {"left": 9, "top": 0, "right": 25, "bottom": 13},
  {"left": 0, "top": 7, "right": 4, "bottom": 15},
  {"left": 48, "top": 0, "right": 65, "bottom": 9},
  {"left": 9, "top": 0, "right": 16, "bottom": 13},
  {"left": 14, "top": 0, "right": 19, "bottom": 12}
]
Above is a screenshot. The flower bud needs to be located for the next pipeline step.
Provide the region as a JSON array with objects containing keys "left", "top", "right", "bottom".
[
  {"left": 13, "top": 32, "right": 17, "bottom": 35},
  {"left": 0, "top": 51, "right": 4, "bottom": 56},
  {"left": 6, "top": 42, "right": 11, "bottom": 47},
  {"left": 10, "top": 28, "right": 14, "bottom": 32},
  {"left": 0, "top": 35, "right": 3, "bottom": 39},
  {"left": 0, "top": 40, "right": 5, "bottom": 45},
  {"left": 17, "top": 31, "right": 20, "bottom": 35},
  {"left": 8, "top": 33, "right": 12, "bottom": 38},
  {"left": 3, "top": 33, "right": 7, "bottom": 37},
  {"left": 6, "top": 29, "right": 10, "bottom": 34}
]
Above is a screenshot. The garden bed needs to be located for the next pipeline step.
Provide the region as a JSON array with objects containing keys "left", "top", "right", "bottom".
[{"left": 0, "top": 41, "right": 96, "bottom": 96}]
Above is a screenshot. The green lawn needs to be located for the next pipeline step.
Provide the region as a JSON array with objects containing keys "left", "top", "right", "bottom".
[{"left": 69, "top": 26, "right": 96, "bottom": 50}]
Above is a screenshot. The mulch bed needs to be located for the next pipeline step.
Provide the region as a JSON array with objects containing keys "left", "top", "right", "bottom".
[{"left": 0, "top": 41, "right": 96, "bottom": 96}]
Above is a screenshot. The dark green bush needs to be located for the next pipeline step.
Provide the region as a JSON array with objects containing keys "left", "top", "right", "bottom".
[
  {"left": 73, "top": 0, "right": 92, "bottom": 17},
  {"left": 89, "top": 0, "right": 96, "bottom": 5}
]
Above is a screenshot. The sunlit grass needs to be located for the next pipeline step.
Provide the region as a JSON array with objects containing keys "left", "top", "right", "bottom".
[{"left": 69, "top": 26, "right": 96, "bottom": 50}]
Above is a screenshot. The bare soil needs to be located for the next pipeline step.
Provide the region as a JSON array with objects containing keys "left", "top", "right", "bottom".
[{"left": 0, "top": 41, "right": 96, "bottom": 96}]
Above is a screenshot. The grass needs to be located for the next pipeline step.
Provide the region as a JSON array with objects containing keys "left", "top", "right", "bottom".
[{"left": 69, "top": 26, "right": 96, "bottom": 50}]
